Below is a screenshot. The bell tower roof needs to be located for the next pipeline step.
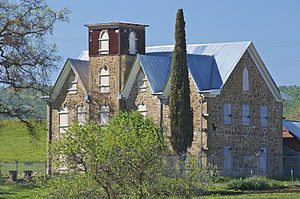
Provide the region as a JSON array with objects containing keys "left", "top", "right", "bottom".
[{"left": 85, "top": 21, "right": 149, "bottom": 29}]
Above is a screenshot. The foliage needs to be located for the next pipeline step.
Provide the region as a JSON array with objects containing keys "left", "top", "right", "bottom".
[
  {"left": 35, "top": 174, "right": 103, "bottom": 198},
  {"left": 279, "top": 85, "right": 300, "bottom": 121},
  {"left": 0, "top": 120, "right": 47, "bottom": 162},
  {"left": 46, "top": 111, "right": 165, "bottom": 198},
  {"left": 226, "top": 176, "right": 285, "bottom": 190},
  {"left": 169, "top": 8, "right": 193, "bottom": 155},
  {"left": 0, "top": 86, "right": 51, "bottom": 120},
  {"left": 0, "top": 0, "right": 69, "bottom": 131},
  {"left": 155, "top": 158, "right": 219, "bottom": 198}
]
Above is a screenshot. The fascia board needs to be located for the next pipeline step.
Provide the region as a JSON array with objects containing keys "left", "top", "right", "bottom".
[
  {"left": 49, "top": 60, "right": 71, "bottom": 102},
  {"left": 70, "top": 64, "right": 88, "bottom": 96},
  {"left": 247, "top": 43, "right": 282, "bottom": 102},
  {"left": 123, "top": 57, "right": 142, "bottom": 99}
]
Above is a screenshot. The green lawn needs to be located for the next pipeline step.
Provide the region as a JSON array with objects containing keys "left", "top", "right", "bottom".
[
  {"left": 0, "top": 183, "right": 35, "bottom": 198},
  {"left": 0, "top": 120, "right": 47, "bottom": 162}
]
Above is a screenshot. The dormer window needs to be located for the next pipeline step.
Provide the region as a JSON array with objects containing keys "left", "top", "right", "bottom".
[
  {"left": 243, "top": 67, "right": 249, "bottom": 91},
  {"left": 129, "top": 31, "right": 137, "bottom": 54},
  {"left": 99, "top": 66, "right": 109, "bottom": 93},
  {"left": 99, "top": 30, "right": 109, "bottom": 55}
]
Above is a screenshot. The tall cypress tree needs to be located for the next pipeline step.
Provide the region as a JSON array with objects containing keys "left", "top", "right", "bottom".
[{"left": 169, "top": 9, "right": 193, "bottom": 155}]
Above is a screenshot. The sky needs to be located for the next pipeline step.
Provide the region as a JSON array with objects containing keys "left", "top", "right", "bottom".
[{"left": 47, "top": 0, "right": 300, "bottom": 86}]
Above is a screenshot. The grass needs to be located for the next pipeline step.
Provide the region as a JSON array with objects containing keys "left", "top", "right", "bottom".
[
  {"left": 0, "top": 182, "right": 35, "bottom": 198},
  {"left": 0, "top": 120, "right": 47, "bottom": 162},
  {"left": 0, "top": 120, "right": 47, "bottom": 176}
]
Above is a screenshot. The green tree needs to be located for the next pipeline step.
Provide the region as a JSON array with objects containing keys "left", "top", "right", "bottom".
[
  {"left": 169, "top": 9, "right": 193, "bottom": 155},
  {"left": 0, "top": 0, "right": 69, "bottom": 129},
  {"left": 47, "top": 111, "right": 165, "bottom": 198}
]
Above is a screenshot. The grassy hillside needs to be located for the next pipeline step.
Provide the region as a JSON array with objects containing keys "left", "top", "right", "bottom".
[
  {"left": 279, "top": 85, "right": 300, "bottom": 121},
  {"left": 0, "top": 120, "right": 47, "bottom": 162}
]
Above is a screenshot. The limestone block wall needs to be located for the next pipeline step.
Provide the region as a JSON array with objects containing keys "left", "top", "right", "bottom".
[
  {"left": 125, "top": 69, "right": 209, "bottom": 157},
  {"left": 89, "top": 55, "right": 134, "bottom": 122},
  {"left": 125, "top": 69, "right": 161, "bottom": 124},
  {"left": 50, "top": 70, "right": 89, "bottom": 142},
  {"left": 207, "top": 50, "right": 283, "bottom": 176}
]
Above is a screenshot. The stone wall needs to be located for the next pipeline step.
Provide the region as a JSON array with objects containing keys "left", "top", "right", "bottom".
[
  {"left": 50, "top": 69, "right": 89, "bottom": 142},
  {"left": 89, "top": 55, "right": 134, "bottom": 122},
  {"left": 206, "top": 50, "right": 283, "bottom": 176}
]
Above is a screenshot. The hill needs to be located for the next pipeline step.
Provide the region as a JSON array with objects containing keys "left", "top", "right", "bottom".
[
  {"left": 0, "top": 120, "right": 46, "bottom": 162},
  {"left": 279, "top": 85, "right": 300, "bottom": 121},
  {"left": 0, "top": 87, "right": 49, "bottom": 120}
]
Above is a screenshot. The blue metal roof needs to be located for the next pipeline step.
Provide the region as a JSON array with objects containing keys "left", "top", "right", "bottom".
[
  {"left": 141, "top": 42, "right": 251, "bottom": 92},
  {"left": 284, "top": 120, "right": 300, "bottom": 140},
  {"left": 141, "top": 41, "right": 251, "bottom": 93}
]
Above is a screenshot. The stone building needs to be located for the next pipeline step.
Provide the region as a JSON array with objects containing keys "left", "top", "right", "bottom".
[{"left": 48, "top": 21, "right": 285, "bottom": 176}]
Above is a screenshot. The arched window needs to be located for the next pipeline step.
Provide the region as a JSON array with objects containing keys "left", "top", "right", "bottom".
[
  {"left": 137, "top": 104, "right": 147, "bottom": 117},
  {"left": 99, "top": 30, "right": 109, "bottom": 54},
  {"left": 243, "top": 67, "right": 249, "bottom": 91},
  {"left": 128, "top": 31, "right": 137, "bottom": 54},
  {"left": 137, "top": 72, "right": 147, "bottom": 92},
  {"left": 68, "top": 74, "right": 77, "bottom": 94},
  {"left": 99, "top": 67, "right": 109, "bottom": 93}
]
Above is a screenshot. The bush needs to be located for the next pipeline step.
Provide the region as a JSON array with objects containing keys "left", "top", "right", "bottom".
[{"left": 227, "top": 176, "right": 285, "bottom": 190}]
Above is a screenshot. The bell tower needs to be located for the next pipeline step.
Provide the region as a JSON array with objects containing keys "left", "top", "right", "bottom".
[{"left": 85, "top": 22, "right": 148, "bottom": 123}]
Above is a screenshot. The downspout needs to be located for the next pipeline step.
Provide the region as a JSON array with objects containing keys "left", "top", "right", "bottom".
[
  {"left": 199, "top": 94, "right": 204, "bottom": 166},
  {"left": 159, "top": 97, "right": 164, "bottom": 145},
  {"left": 47, "top": 101, "right": 52, "bottom": 175}
]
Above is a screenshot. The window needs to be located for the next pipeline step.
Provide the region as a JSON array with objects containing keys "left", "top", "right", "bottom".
[
  {"left": 137, "top": 104, "right": 147, "bottom": 117},
  {"left": 99, "top": 67, "right": 109, "bottom": 93},
  {"left": 259, "top": 147, "right": 267, "bottom": 173},
  {"left": 59, "top": 154, "right": 67, "bottom": 171},
  {"left": 224, "top": 146, "right": 231, "bottom": 170},
  {"left": 77, "top": 106, "right": 86, "bottom": 125},
  {"left": 59, "top": 107, "right": 68, "bottom": 133},
  {"left": 224, "top": 103, "right": 232, "bottom": 125},
  {"left": 100, "top": 105, "right": 109, "bottom": 125},
  {"left": 129, "top": 31, "right": 137, "bottom": 54},
  {"left": 243, "top": 67, "right": 249, "bottom": 91},
  {"left": 99, "top": 30, "right": 109, "bottom": 54},
  {"left": 260, "top": 106, "right": 268, "bottom": 127},
  {"left": 137, "top": 72, "right": 147, "bottom": 92},
  {"left": 242, "top": 104, "right": 250, "bottom": 125},
  {"left": 68, "top": 75, "right": 77, "bottom": 94}
]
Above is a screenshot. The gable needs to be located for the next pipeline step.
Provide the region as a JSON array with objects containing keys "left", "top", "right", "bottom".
[{"left": 50, "top": 59, "right": 89, "bottom": 102}]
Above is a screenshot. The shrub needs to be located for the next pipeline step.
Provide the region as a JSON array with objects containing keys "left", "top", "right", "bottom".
[{"left": 227, "top": 176, "right": 285, "bottom": 190}]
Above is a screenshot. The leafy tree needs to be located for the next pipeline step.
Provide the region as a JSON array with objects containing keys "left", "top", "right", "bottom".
[
  {"left": 279, "top": 85, "right": 300, "bottom": 120},
  {"left": 0, "top": 0, "right": 69, "bottom": 129},
  {"left": 48, "top": 111, "right": 165, "bottom": 198},
  {"left": 169, "top": 9, "right": 193, "bottom": 155}
]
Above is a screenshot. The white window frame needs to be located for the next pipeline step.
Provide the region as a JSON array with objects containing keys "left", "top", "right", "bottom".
[
  {"left": 243, "top": 67, "right": 249, "bottom": 91},
  {"left": 77, "top": 106, "right": 87, "bottom": 125},
  {"left": 100, "top": 105, "right": 110, "bottom": 125},
  {"left": 242, "top": 104, "right": 250, "bottom": 126},
  {"left": 260, "top": 106, "right": 268, "bottom": 127},
  {"left": 59, "top": 107, "right": 68, "bottom": 133},
  {"left": 137, "top": 104, "right": 147, "bottom": 117},
  {"left": 224, "top": 103, "right": 232, "bottom": 125},
  {"left": 99, "top": 30, "right": 109, "bottom": 55},
  {"left": 137, "top": 72, "right": 147, "bottom": 92},
  {"left": 67, "top": 75, "right": 77, "bottom": 94},
  {"left": 99, "top": 67, "right": 110, "bottom": 93},
  {"left": 128, "top": 31, "right": 137, "bottom": 54}
]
